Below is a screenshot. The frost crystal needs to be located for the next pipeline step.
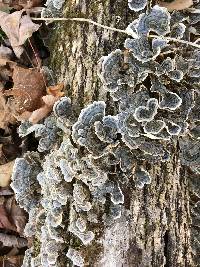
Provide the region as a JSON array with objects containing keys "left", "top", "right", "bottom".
[
  {"left": 134, "top": 98, "right": 158, "bottom": 122},
  {"left": 135, "top": 167, "right": 151, "bottom": 188},
  {"left": 94, "top": 115, "right": 118, "bottom": 143},
  {"left": 66, "top": 248, "right": 84, "bottom": 267},
  {"left": 124, "top": 36, "right": 166, "bottom": 62}
]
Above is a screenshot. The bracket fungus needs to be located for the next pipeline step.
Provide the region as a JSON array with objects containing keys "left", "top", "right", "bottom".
[
  {"left": 128, "top": 0, "right": 147, "bottom": 11},
  {"left": 11, "top": 1, "right": 200, "bottom": 266}
]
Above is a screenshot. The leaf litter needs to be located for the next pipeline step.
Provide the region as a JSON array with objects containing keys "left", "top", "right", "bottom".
[{"left": 0, "top": 3, "right": 64, "bottom": 264}]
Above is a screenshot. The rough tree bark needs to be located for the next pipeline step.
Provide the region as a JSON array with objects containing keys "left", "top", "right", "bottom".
[{"left": 45, "top": 1, "right": 198, "bottom": 266}]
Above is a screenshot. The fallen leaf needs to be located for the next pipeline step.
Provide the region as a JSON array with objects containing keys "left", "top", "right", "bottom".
[
  {"left": 0, "top": 45, "right": 16, "bottom": 85},
  {"left": 5, "top": 197, "right": 27, "bottom": 235},
  {"left": 0, "top": 10, "right": 40, "bottom": 57},
  {"left": 5, "top": 65, "right": 46, "bottom": 113},
  {"left": 0, "top": 161, "right": 15, "bottom": 187},
  {"left": 0, "top": 196, "right": 27, "bottom": 235},
  {"left": 28, "top": 94, "right": 60, "bottom": 124},
  {"left": 47, "top": 83, "right": 64, "bottom": 97},
  {"left": 4, "top": 67, "right": 63, "bottom": 124},
  {"left": 1, "top": 138, "right": 22, "bottom": 164},
  {"left": 0, "top": 66, "right": 13, "bottom": 82},
  {"left": 0, "top": 197, "right": 16, "bottom": 232},
  {"left": 0, "top": 255, "right": 24, "bottom": 267},
  {"left": 4, "top": 255, "right": 24, "bottom": 267},
  {"left": 158, "top": 0, "right": 193, "bottom": 11},
  {"left": 0, "top": 45, "right": 16, "bottom": 88},
  {"left": 19, "top": 83, "right": 64, "bottom": 123},
  {"left": 7, "top": 247, "right": 19, "bottom": 256}
]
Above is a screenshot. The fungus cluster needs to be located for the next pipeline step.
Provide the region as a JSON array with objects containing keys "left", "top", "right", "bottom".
[{"left": 10, "top": 2, "right": 200, "bottom": 266}]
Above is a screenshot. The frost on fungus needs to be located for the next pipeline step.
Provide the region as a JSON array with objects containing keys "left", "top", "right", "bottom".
[
  {"left": 128, "top": 0, "right": 147, "bottom": 11},
  {"left": 41, "top": 0, "right": 65, "bottom": 18},
  {"left": 11, "top": 1, "right": 200, "bottom": 266}
]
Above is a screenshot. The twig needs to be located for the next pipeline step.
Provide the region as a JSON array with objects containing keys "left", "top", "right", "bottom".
[
  {"left": 28, "top": 38, "right": 48, "bottom": 89},
  {"left": 194, "top": 38, "right": 200, "bottom": 44},
  {"left": 31, "top": 17, "right": 200, "bottom": 49},
  {"left": 32, "top": 17, "right": 128, "bottom": 34},
  {"left": 150, "top": 35, "right": 200, "bottom": 49},
  {"left": 23, "top": 47, "right": 36, "bottom": 67}
]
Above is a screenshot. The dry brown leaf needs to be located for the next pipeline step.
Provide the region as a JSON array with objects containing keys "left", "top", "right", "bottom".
[
  {"left": 28, "top": 104, "right": 51, "bottom": 124},
  {"left": 5, "top": 65, "right": 46, "bottom": 113},
  {"left": 0, "top": 135, "right": 22, "bottom": 165},
  {"left": 0, "top": 197, "right": 16, "bottom": 232},
  {"left": 28, "top": 83, "right": 64, "bottom": 123},
  {"left": 0, "top": 66, "right": 13, "bottom": 81},
  {"left": 0, "top": 207, "right": 16, "bottom": 232},
  {"left": 0, "top": 10, "right": 40, "bottom": 58},
  {"left": 6, "top": 73, "right": 64, "bottom": 124},
  {"left": 47, "top": 83, "right": 65, "bottom": 97},
  {"left": 158, "top": 0, "right": 193, "bottom": 11},
  {"left": 0, "top": 196, "right": 27, "bottom": 235},
  {"left": 0, "top": 256, "right": 24, "bottom": 267},
  {"left": 5, "top": 197, "right": 27, "bottom": 234},
  {"left": 28, "top": 94, "right": 60, "bottom": 124},
  {"left": 0, "top": 161, "right": 15, "bottom": 187},
  {"left": 3, "top": 255, "right": 24, "bottom": 267}
]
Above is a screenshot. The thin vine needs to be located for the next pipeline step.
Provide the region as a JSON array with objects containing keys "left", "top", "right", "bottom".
[{"left": 32, "top": 17, "right": 200, "bottom": 49}]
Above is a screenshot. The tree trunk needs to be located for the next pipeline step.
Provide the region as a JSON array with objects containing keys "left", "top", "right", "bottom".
[{"left": 46, "top": 1, "right": 199, "bottom": 266}]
